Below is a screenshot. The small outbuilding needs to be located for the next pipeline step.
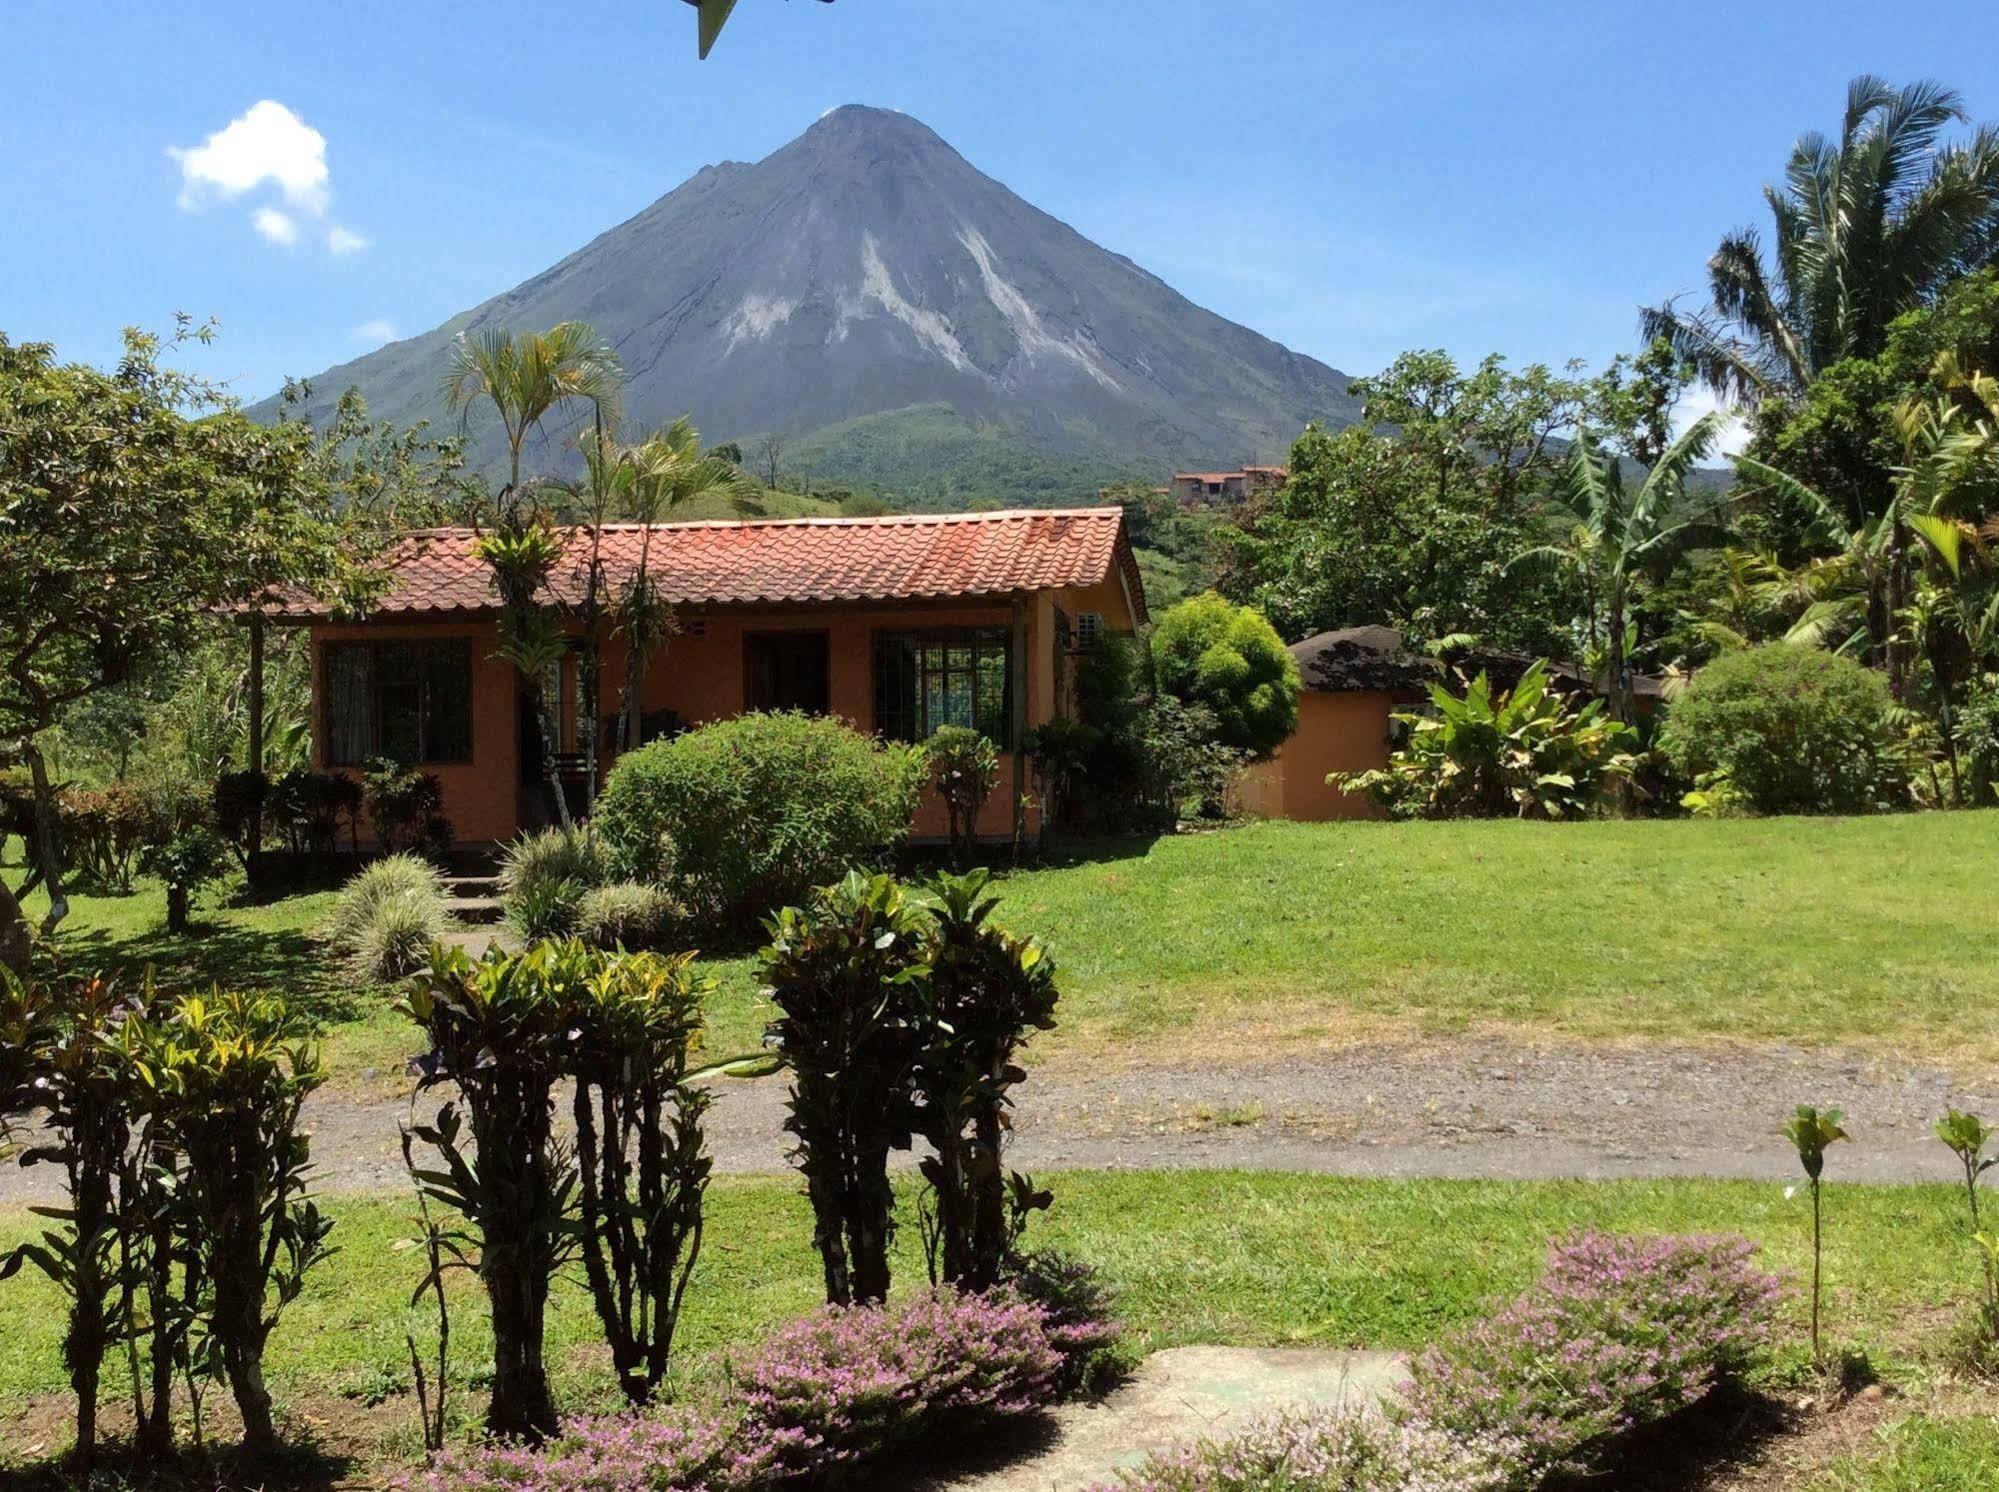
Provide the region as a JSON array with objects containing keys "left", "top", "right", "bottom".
[{"left": 1240, "top": 625, "right": 1661, "bottom": 822}]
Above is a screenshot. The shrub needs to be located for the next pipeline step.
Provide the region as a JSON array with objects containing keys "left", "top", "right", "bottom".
[
  {"left": 500, "top": 825, "right": 610, "bottom": 903},
  {"left": 1338, "top": 662, "right": 1638, "bottom": 820},
  {"left": 1094, "top": 1405, "right": 1520, "bottom": 1492},
  {"left": 326, "top": 854, "right": 452, "bottom": 982},
  {"left": 363, "top": 757, "right": 446, "bottom": 852},
  {"left": 1004, "top": 1250, "right": 1125, "bottom": 1394},
  {"left": 735, "top": 1286, "right": 1064, "bottom": 1476},
  {"left": 1658, "top": 644, "right": 1900, "bottom": 814},
  {"left": 596, "top": 712, "right": 923, "bottom": 928},
  {"left": 1400, "top": 1232, "right": 1781, "bottom": 1483},
  {"left": 578, "top": 880, "right": 682, "bottom": 950},
  {"left": 58, "top": 783, "right": 150, "bottom": 890},
  {"left": 1149, "top": 592, "right": 1300, "bottom": 759},
  {"left": 925, "top": 725, "right": 999, "bottom": 867},
  {"left": 761, "top": 872, "right": 930, "bottom": 1305},
  {"left": 508, "top": 875, "right": 587, "bottom": 942},
  {"left": 394, "top": 1405, "right": 776, "bottom": 1492},
  {"left": 138, "top": 824, "right": 228, "bottom": 935}
]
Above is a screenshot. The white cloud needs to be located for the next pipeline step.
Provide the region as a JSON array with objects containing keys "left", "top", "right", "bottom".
[
  {"left": 252, "top": 207, "right": 298, "bottom": 246},
  {"left": 169, "top": 100, "right": 369, "bottom": 253},
  {"left": 352, "top": 319, "right": 397, "bottom": 345},
  {"left": 1672, "top": 384, "right": 1751, "bottom": 460},
  {"left": 170, "top": 100, "right": 330, "bottom": 214}
]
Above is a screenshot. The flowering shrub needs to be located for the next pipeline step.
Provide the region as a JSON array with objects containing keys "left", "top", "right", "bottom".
[
  {"left": 395, "top": 1406, "right": 780, "bottom": 1492},
  {"left": 735, "top": 1286, "right": 1064, "bottom": 1474},
  {"left": 1093, "top": 1405, "right": 1519, "bottom": 1492},
  {"left": 1400, "top": 1233, "right": 1781, "bottom": 1482}
]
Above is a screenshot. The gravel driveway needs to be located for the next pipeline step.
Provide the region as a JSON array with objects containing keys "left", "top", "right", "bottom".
[{"left": 4, "top": 1034, "right": 1990, "bottom": 1205}]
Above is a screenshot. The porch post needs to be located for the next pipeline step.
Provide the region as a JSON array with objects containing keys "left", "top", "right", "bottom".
[
  {"left": 247, "top": 611, "right": 265, "bottom": 890},
  {"left": 1010, "top": 594, "right": 1028, "bottom": 860}
]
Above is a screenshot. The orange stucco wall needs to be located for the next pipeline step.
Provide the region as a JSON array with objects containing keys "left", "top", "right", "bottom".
[
  {"left": 308, "top": 571, "right": 1138, "bottom": 848},
  {"left": 1240, "top": 691, "right": 1401, "bottom": 822}
]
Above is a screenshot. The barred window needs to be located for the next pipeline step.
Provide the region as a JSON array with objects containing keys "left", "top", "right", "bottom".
[
  {"left": 323, "top": 639, "right": 473, "bottom": 766},
  {"left": 873, "top": 629, "right": 1013, "bottom": 747}
]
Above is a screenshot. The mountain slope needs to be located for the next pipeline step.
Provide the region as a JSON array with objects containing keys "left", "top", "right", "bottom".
[{"left": 266, "top": 105, "right": 1360, "bottom": 497}]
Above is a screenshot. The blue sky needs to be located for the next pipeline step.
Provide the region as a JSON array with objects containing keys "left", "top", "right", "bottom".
[{"left": 6, "top": 0, "right": 1998, "bottom": 432}]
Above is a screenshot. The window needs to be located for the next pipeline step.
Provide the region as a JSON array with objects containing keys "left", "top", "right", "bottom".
[
  {"left": 745, "top": 631, "right": 831, "bottom": 714},
  {"left": 874, "top": 629, "right": 1014, "bottom": 747},
  {"left": 324, "top": 639, "right": 473, "bottom": 766}
]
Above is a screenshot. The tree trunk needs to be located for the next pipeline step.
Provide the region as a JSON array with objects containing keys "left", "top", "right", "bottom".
[
  {"left": 0, "top": 877, "right": 30, "bottom": 974},
  {"left": 1885, "top": 530, "right": 1912, "bottom": 701},
  {"left": 21, "top": 738, "right": 68, "bottom": 935}
]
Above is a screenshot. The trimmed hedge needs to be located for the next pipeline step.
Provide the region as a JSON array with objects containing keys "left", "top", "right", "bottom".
[{"left": 594, "top": 712, "right": 924, "bottom": 929}]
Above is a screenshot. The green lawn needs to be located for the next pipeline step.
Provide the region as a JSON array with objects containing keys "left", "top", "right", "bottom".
[
  {"left": 983, "top": 814, "right": 1999, "bottom": 1060},
  {"left": 14, "top": 812, "right": 1999, "bottom": 1076},
  {"left": 0, "top": 1173, "right": 1984, "bottom": 1447},
  {"left": 1811, "top": 1413, "right": 1999, "bottom": 1489}
]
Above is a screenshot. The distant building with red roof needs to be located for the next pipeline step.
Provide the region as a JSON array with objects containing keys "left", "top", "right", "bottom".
[
  {"left": 1169, "top": 465, "right": 1287, "bottom": 505},
  {"left": 269, "top": 508, "right": 1145, "bottom": 846}
]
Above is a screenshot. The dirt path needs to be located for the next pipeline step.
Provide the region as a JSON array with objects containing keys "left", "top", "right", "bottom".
[{"left": 3, "top": 1034, "right": 1992, "bottom": 1205}]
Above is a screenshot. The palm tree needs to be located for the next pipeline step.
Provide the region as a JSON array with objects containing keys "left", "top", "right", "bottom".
[
  {"left": 1511, "top": 412, "right": 1734, "bottom": 725},
  {"left": 440, "top": 321, "right": 622, "bottom": 513},
  {"left": 1644, "top": 77, "right": 1999, "bottom": 405},
  {"left": 614, "top": 421, "right": 759, "bottom": 753},
  {"left": 444, "top": 322, "right": 621, "bottom": 828}
]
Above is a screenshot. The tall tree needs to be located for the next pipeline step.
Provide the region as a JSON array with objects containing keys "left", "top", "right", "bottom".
[
  {"left": 1512, "top": 413, "right": 1735, "bottom": 725},
  {"left": 1644, "top": 77, "right": 1999, "bottom": 405},
  {"left": 444, "top": 323, "right": 621, "bottom": 828},
  {"left": 615, "top": 421, "right": 759, "bottom": 753},
  {"left": 0, "top": 325, "right": 348, "bottom": 952}
]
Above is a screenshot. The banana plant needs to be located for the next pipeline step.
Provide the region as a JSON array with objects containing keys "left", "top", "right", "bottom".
[{"left": 1782, "top": 1104, "right": 1849, "bottom": 1366}]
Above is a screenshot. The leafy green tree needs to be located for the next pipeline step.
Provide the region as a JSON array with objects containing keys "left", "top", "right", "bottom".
[
  {"left": 1645, "top": 76, "right": 1999, "bottom": 405},
  {"left": 1512, "top": 413, "right": 1734, "bottom": 724},
  {"left": 1148, "top": 593, "right": 1300, "bottom": 759},
  {"left": 1218, "top": 352, "right": 1592, "bottom": 652},
  {"left": 0, "top": 326, "right": 349, "bottom": 948}
]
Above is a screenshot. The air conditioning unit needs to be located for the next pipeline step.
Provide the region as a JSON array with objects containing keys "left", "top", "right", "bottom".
[{"left": 1074, "top": 611, "right": 1104, "bottom": 648}]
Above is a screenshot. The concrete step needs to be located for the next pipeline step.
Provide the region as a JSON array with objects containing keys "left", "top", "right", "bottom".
[
  {"left": 451, "top": 896, "right": 506, "bottom": 926},
  {"left": 441, "top": 875, "right": 502, "bottom": 901}
]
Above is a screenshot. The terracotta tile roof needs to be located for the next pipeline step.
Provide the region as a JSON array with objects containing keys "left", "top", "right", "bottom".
[{"left": 270, "top": 507, "right": 1146, "bottom": 623}]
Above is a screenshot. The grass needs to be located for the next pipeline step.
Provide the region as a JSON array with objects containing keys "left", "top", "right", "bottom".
[
  {"left": 1811, "top": 1412, "right": 1999, "bottom": 1489},
  {"left": 14, "top": 812, "right": 1999, "bottom": 1081},
  {"left": 0, "top": 1173, "right": 1985, "bottom": 1412},
  {"left": 982, "top": 814, "right": 1999, "bottom": 1060}
]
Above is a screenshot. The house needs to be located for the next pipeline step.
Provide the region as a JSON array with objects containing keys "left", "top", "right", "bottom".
[
  {"left": 1240, "top": 625, "right": 1663, "bottom": 822},
  {"left": 1168, "top": 465, "right": 1287, "bottom": 505},
  {"left": 261, "top": 508, "right": 1147, "bottom": 848}
]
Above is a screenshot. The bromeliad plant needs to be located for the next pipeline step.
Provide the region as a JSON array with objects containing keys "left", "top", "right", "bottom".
[
  {"left": 1783, "top": 1103, "right": 1850, "bottom": 1366},
  {"left": 399, "top": 940, "right": 589, "bottom": 1442},
  {"left": 1335, "top": 661, "right": 1639, "bottom": 819},
  {"left": 121, "top": 991, "right": 335, "bottom": 1455},
  {"left": 760, "top": 872, "right": 929, "bottom": 1306},
  {"left": 910, "top": 869, "right": 1059, "bottom": 1290}
]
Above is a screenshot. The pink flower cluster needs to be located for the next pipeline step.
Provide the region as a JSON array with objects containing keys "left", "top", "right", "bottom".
[
  {"left": 1094, "top": 1405, "right": 1520, "bottom": 1492},
  {"left": 735, "top": 1284, "right": 1065, "bottom": 1473},
  {"left": 395, "top": 1406, "right": 777, "bottom": 1492},
  {"left": 404, "top": 1285, "right": 1077, "bottom": 1492},
  {"left": 1400, "top": 1232, "right": 1782, "bottom": 1482}
]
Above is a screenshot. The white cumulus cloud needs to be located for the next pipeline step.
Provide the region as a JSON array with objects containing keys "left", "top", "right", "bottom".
[
  {"left": 169, "top": 100, "right": 367, "bottom": 253},
  {"left": 352, "top": 319, "right": 397, "bottom": 345},
  {"left": 252, "top": 207, "right": 298, "bottom": 245},
  {"left": 171, "top": 100, "right": 330, "bottom": 213}
]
